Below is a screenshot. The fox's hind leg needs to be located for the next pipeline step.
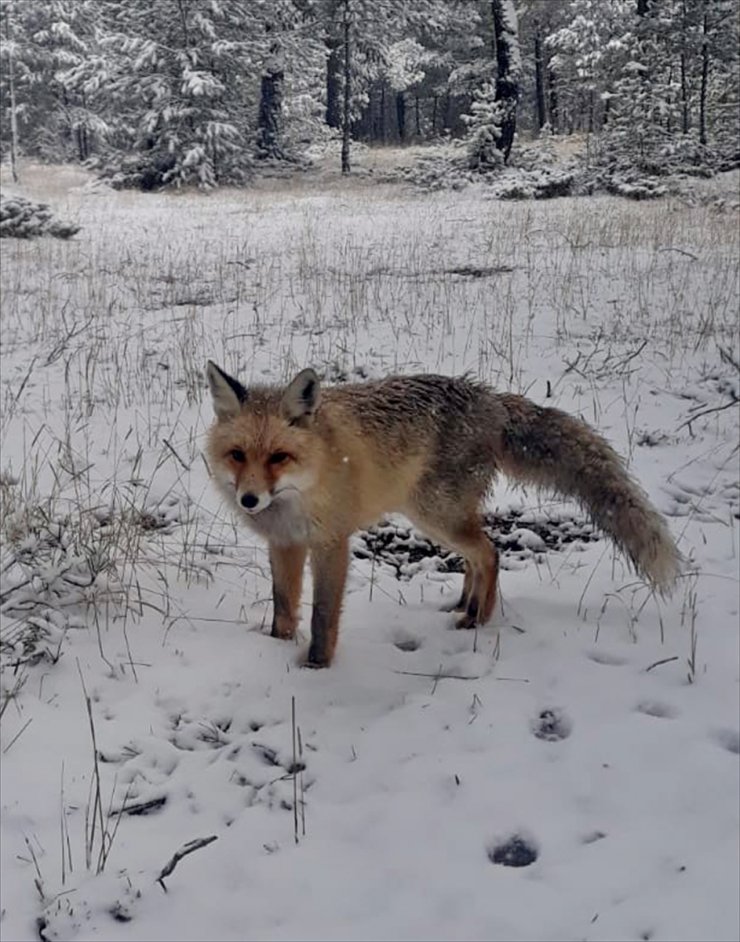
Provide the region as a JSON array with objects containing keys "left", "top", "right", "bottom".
[
  {"left": 448, "top": 525, "right": 499, "bottom": 630},
  {"left": 407, "top": 503, "right": 499, "bottom": 629}
]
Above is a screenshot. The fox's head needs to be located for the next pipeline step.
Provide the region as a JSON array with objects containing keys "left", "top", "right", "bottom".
[{"left": 205, "top": 362, "right": 321, "bottom": 521}]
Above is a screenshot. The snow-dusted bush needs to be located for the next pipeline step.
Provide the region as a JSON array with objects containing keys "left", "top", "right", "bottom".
[
  {"left": 0, "top": 195, "right": 80, "bottom": 238},
  {"left": 464, "top": 82, "right": 506, "bottom": 172}
]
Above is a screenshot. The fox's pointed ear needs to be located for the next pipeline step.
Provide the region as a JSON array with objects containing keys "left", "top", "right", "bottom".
[
  {"left": 282, "top": 368, "right": 321, "bottom": 423},
  {"left": 206, "top": 361, "right": 247, "bottom": 420}
]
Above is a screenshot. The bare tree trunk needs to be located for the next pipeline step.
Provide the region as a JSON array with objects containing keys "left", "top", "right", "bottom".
[
  {"left": 533, "top": 19, "right": 547, "bottom": 130},
  {"left": 415, "top": 94, "right": 421, "bottom": 137},
  {"left": 326, "top": 39, "right": 342, "bottom": 128},
  {"left": 77, "top": 91, "right": 90, "bottom": 161},
  {"left": 680, "top": 0, "right": 690, "bottom": 133},
  {"left": 699, "top": 2, "right": 709, "bottom": 145},
  {"left": 588, "top": 89, "right": 594, "bottom": 133},
  {"left": 491, "top": 0, "right": 520, "bottom": 162},
  {"left": 548, "top": 67, "right": 559, "bottom": 134},
  {"left": 7, "top": 38, "right": 19, "bottom": 182},
  {"left": 256, "top": 55, "right": 286, "bottom": 159},
  {"left": 341, "top": 0, "right": 352, "bottom": 174},
  {"left": 379, "top": 82, "right": 386, "bottom": 142},
  {"left": 431, "top": 95, "right": 438, "bottom": 135},
  {"left": 176, "top": 0, "right": 190, "bottom": 48},
  {"left": 396, "top": 92, "right": 406, "bottom": 142}
]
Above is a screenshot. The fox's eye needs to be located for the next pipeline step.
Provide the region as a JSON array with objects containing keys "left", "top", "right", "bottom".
[
  {"left": 229, "top": 448, "right": 246, "bottom": 463},
  {"left": 268, "top": 451, "right": 290, "bottom": 465}
]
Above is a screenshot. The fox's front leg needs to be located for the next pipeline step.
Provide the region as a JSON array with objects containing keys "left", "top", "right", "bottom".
[
  {"left": 306, "top": 538, "right": 349, "bottom": 668},
  {"left": 269, "top": 543, "right": 308, "bottom": 640}
]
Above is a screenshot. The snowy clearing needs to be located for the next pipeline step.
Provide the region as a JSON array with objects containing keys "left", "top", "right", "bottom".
[{"left": 1, "top": 164, "right": 738, "bottom": 942}]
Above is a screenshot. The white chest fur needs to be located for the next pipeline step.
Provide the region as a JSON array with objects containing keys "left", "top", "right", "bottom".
[{"left": 245, "top": 491, "right": 313, "bottom": 545}]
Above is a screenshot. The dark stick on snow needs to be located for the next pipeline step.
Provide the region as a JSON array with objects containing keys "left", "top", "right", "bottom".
[
  {"left": 394, "top": 669, "right": 480, "bottom": 682},
  {"left": 644, "top": 655, "right": 679, "bottom": 673},
  {"left": 156, "top": 835, "right": 218, "bottom": 891},
  {"left": 163, "top": 438, "right": 191, "bottom": 470},
  {"left": 677, "top": 399, "right": 739, "bottom": 431}
]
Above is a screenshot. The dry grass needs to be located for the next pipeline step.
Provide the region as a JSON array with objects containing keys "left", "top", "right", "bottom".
[{"left": 0, "top": 160, "right": 737, "bottom": 681}]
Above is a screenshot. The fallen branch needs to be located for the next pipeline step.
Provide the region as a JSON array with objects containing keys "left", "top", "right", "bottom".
[
  {"left": 393, "top": 669, "right": 529, "bottom": 683},
  {"left": 677, "top": 399, "right": 738, "bottom": 431},
  {"left": 718, "top": 345, "right": 740, "bottom": 373},
  {"left": 112, "top": 795, "right": 167, "bottom": 817},
  {"left": 657, "top": 246, "right": 698, "bottom": 261},
  {"left": 156, "top": 835, "right": 218, "bottom": 892},
  {"left": 394, "top": 669, "right": 480, "bottom": 681}
]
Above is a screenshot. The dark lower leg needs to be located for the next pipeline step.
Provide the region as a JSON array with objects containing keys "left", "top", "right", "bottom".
[
  {"left": 269, "top": 543, "right": 307, "bottom": 639},
  {"left": 456, "top": 543, "right": 499, "bottom": 630},
  {"left": 307, "top": 538, "right": 349, "bottom": 668}
]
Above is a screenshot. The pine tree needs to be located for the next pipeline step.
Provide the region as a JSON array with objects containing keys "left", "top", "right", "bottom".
[
  {"left": 465, "top": 80, "right": 505, "bottom": 169},
  {"left": 318, "top": 0, "right": 450, "bottom": 171},
  {"left": 491, "top": 0, "right": 521, "bottom": 161},
  {"left": 0, "top": 0, "right": 103, "bottom": 164}
]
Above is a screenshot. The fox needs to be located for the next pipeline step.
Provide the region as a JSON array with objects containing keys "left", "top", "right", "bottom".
[{"left": 205, "top": 362, "right": 681, "bottom": 668}]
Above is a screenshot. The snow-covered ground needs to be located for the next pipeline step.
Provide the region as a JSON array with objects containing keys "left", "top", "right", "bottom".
[{"left": 1, "top": 163, "right": 738, "bottom": 942}]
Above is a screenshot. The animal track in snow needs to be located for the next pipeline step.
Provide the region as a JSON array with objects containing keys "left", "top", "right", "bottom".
[
  {"left": 531, "top": 707, "right": 573, "bottom": 741},
  {"left": 636, "top": 700, "right": 679, "bottom": 719},
  {"left": 581, "top": 830, "right": 607, "bottom": 845},
  {"left": 393, "top": 633, "right": 422, "bottom": 652},
  {"left": 107, "top": 708, "right": 313, "bottom": 827},
  {"left": 487, "top": 833, "right": 539, "bottom": 868},
  {"left": 662, "top": 473, "right": 739, "bottom": 521},
  {"left": 711, "top": 728, "right": 740, "bottom": 755},
  {"left": 586, "top": 649, "right": 629, "bottom": 667}
]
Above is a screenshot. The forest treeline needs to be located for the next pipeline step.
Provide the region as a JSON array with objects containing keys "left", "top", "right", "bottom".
[{"left": 1, "top": 0, "right": 737, "bottom": 188}]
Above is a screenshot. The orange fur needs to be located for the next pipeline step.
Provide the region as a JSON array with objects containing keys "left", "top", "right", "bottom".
[{"left": 205, "top": 364, "right": 680, "bottom": 667}]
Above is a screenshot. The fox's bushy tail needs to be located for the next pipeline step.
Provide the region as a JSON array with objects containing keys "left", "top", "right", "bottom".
[{"left": 496, "top": 394, "right": 681, "bottom": 592}]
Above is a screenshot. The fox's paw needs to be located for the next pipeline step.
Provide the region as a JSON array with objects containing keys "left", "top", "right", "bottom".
[
  {"left": 271, "top": 618, "right": 298, "bottom": 641},
  {"left": 304, "top": 658, "right": 330, "bottom": 670},
  {"left": 441, "top": 593, "right": 468, "bottom": 614},
  {"left": 304, "top": 646, "right": 331, "bottom": 669},
  {"left": 455, "top": 613, "right": 479, "bottom": 630}
]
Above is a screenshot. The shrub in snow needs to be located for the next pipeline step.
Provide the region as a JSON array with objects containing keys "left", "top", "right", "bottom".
[
  {"left": 0, "top": 195, "right": 80, "bottom": 239},
  {"left": 464, "top": 83, "right": 506, "bottom": 173}
]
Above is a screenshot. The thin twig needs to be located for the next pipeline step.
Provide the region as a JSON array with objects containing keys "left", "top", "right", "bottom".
[
  {"left": 2, "top": 716, "right": 32, "bottom": 753},
  {"left": 394, "top": 669, "right": 480, "bottom": 681},
  {"left": 395, "top": 669, "right": 531, "bottom": 683},
  {"left": 76, "top": 660, "right": 106, "bottom": 873},
  {"left": 291, "top": 695, "right": 299, "bottom": 845},
  {"left": 644, "top": 655, "right": 679, "bottom": 673},
  {"left": 677, "top": 399, "right": 738, "bottom": 431},
  {"left": 718, "top": 345, "right": 740, "bottom": 373},
  {"left": 657, "top": 246, "right": 699, "bottom": 261},
  {"left": 23, "top": 835, "right": 45, "bottom": 901},
  {"left": 163, "top": 438, "right": 191, "bottom": 471},
  {"left": 298, "top": 725, "right": 306, "bottom": 838},
  {"left": 156, "top": 836, "right": 218, "bottom": 891}
]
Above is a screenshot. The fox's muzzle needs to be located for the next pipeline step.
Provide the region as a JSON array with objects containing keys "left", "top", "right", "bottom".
[{"left": 239, "top": 491, "right": 272, "bottom": 514}]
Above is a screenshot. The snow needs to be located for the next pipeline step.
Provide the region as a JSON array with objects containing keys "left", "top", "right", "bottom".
[
  {"left": 0, "top": 163, "right": 738, "bottom": 942},
  {"left": 498, "top": 0, "right": 522, "bottom": 79}
]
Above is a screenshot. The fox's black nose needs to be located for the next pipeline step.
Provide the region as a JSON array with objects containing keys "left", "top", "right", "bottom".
[{"left": 240, "top": 492, "right": 259, "bottom": 510}]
